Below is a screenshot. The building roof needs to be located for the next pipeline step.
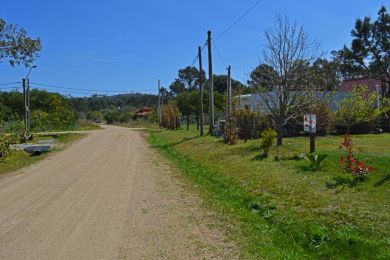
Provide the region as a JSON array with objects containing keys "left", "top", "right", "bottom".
[
  {"left": 338, "top": 78, "right": 382, "bottom": 93},
  {"left": 135, "top": 106, "right": 152, "bottom": 114}
]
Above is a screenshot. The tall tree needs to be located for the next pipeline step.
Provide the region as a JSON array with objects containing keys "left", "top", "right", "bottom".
[
  {"left": 176, "top": 90, "right": 199, "bottom": 130},
  {"left": 169, "top": 79, "right": 186, "bottom": 96},
  {"left": 250, "top": 15, "right": 320, "bottom": 146},
  {"left": 177, "top": 66, "right": 206, "bottom": 91},
  {"left": 310, "top": 58, "right": 342, "bottom": 91},
  {"left": 248, "top": 64, "right": 278, "bottom": 91},
  {"left": 332, "top": 6, "right": 390, "bottom": 97},
  {"left": 213, "top": 75, "right": 247, "bottom": 94},
  {"left": 0, "top": 18, "right": 41, "bottom": 67}
]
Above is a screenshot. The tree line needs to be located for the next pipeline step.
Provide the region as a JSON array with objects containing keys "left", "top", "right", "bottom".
[{"left": 160, "top": 6, "right": 390, "bottom": 146}]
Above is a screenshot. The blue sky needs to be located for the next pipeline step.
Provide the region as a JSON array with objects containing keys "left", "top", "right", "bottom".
[{"left": 0, "top": 0, "right": 388, "bottom": 96}]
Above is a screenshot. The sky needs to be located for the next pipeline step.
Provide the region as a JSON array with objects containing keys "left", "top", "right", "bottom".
[{"left": 0, "top": 0, "right": 388, "bottom": 96}]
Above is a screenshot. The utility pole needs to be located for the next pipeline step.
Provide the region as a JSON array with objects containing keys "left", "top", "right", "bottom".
[
  {"left": 22, "top": 78, "right": 27, "bottom": 136},
  {"left": 207, "top": 30, "right": 215, "bottom": 135},
  {"left": 22, "top": 78, "right": 31, "bottom": 140},
  {"left": 157, "top": 80, "right": 161, "bottom": 126},
  {"left": 26, "top": 78, "right": 30, "bottom": 135},
  {"left": 198, "top": 46, "right": 204, "bottom": 136},
  {"left": 227, "top": 65, "right": 232, "bottom": 119}
]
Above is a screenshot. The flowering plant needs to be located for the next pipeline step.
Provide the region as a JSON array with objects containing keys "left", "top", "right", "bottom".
[{"left": 339, "top": 134, "right": 373, "bottom": 178}]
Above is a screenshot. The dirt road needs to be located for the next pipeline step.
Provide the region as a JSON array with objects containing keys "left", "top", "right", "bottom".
[{"left": 0, "top": 125, "right": 238, "bottom": 259}]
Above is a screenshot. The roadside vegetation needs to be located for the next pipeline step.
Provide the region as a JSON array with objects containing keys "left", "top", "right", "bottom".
[
  {"left": 149, "top": 128, "right": 390, "bottom": 259},
  {"left": 0, "top": 90, "right": 101, "bottom": 133},
  {"left": 149, "top": 8, "right": 390, "bottom": 258},
  {"left": 0, "top": 133, "right": 84, "bottom": 176}
]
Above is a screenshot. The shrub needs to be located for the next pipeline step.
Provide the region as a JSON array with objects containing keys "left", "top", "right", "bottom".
[
  {"left": 236, "top": 108, "right": 269, "bottom": 141},
  {"left": 118, "top": 112, "right": 130, "bottom": 123},
  {"left": 0, "top": 120, "right": 24, "bottom": 134},
  {"left": 336, "top": 86, "right": 381, "bottom": 133},
  {"left": 223, "top": 117, "right": 238, "bottom": 144},
  {"left": 31, "top": 110, "right": 49, "bottom": 131},
  {"left": 86, "top": 111, "right": 103, "bottom": 123},
  {"left": 0, "top": 134, "right": 17, "bottom": 159},
  {"left": 104, "top": 109, "right": 121, "bottom": 124},
  {"left": 304, "top": 153, "right": 328, "bottom": 171},
  {"left": 260, "top": 129, "right": 277, "bottom": 156},
  {"left": 339, "top": 134, "right": 373, "bottom": 179},
  {"left": 310, "top": 99, "right": 335, "bottom": 135},
  {"left": 161, "top": 101, "right": 180, "bottom": 129}
]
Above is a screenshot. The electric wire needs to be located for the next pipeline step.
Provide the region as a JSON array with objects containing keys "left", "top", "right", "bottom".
[
  {"left": 30, "top": 82, "right": 156, "bottom": 94},
  {"left": 215, "top": 0, "right": 263, "bottom": 42},
  {"left": 0, "top": 86, "right": 20, "bottom": 90},
  {"left": 189, "top": 41, "right": 208, "bottom": 67},
  {"left": 0, "top": 82, "right": 21, "bottom": 86},
  {"left": 213, "top": 42, "right": 227, "bottom": 68}
]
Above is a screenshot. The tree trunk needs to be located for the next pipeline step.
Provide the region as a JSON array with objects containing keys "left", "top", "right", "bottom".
[
  {"left": 277, "top": 134, "right": 283, "bottom": 146},
  {"left": 186, "top": 115, "right": 190, "bottom": 131},
  {"left": 276, "top": 121, "right": 283, "bottom": 146},
  {"left": 196, "top": 114, "right": 199, "bottom": 130}
]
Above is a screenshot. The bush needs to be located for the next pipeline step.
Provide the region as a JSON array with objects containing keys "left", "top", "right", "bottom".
[
  {"left": 118, "top": 112, "right": 130, "bottom": 123},
  {"left": 161, "top": 102, "right": 180, "bottom": 129},
  {"left": 336, "top": 86, "right": 380, "bottom": 133},
  {"left": 311, "top": 100, "right": 335, "bottom": 135},
  {"left": 86, "top": 111, "right": 103, "bottom": 123},
  {"left": 236, "top": 108, "right": 269, "bottom": 141},
  {"left": 0, "top": 134, "right": 17, "bottom": 159},
  {"left": 104, "top": 109, "right": 121, "bottom": 124},
  {"left": 31, "top": 110, "right": 49, "bottom": 132},
  {"left": 339, "top": 134, "right": 373, "bottom": 179},
  {"left": 223, "top": 117, "right": 238, "bottom": 144},
  {"left": 0, "top": 120, "right": 24, "bottom": 134},
  {"left": 260, "top": 129, "right": 277, "bottom": 156}
]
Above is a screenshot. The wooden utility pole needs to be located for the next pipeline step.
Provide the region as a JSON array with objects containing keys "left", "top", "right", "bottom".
[
  {"left": 157, "top": 80, "right": 161, "bottom": 126},
  {"left": 22, "top": 78, "right": 31, "bottom": 141},
  {"left": 198, "top": 46, "right": 204, "bottom": 136},
  {"left": 22, "top": 78, "right": 27, "bottom": 136},
  {"left": 227, "top": 65, "right": 232, "bottom": 119},
  {"left": 26, "top": 78, "right": 30, "bottom": 134},
  {"left": 207, "top": 31, "right": 215, "bottom": 135}
]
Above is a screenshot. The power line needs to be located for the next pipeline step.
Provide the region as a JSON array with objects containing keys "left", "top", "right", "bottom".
[
  {"left": 31, "top": 86, "right": 112, "bottom": 95},
  {"left": 215, "top": 0, "right": 263, "bottom": 42},
  {"left": 32, "top": 86, "right": 157, "bottom": 96},
  {"left": 190, "top": 54, "right": 199, "bottom": 67},
  {"left": 0, "top": 86, "right": 20, "bottom": 90},
  {"left": 0, "top": 82, "right": 21, "bottom": 86},
  {"left": 189, "top": 41, "right": 208, "bottom": 67},
  {"left": 29, "top": 82, "right": 156, "bottom": 94},
  {"left": 213, "top": 42, "right": 227, "bottom": 67}
]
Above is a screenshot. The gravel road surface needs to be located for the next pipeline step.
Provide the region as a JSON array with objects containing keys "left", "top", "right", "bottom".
[{"left": 0, "top": 125, "right": 238, "bottom": 259}]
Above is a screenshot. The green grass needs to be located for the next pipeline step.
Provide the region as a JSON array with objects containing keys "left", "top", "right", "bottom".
[
  {"left": 0, "top": 133, "right": 85, "bottom": 176},
  {"left": 148, "top": 127, "right": 390, "bottom": 259},
  {"left": 75, "top": 124, "right": 102, "bottom": 131},
  {"left": 114, "top": 121, "right": 159, "bottom": 129}
]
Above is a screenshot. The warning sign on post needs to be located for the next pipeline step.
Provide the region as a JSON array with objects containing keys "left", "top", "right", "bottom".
[{"left": 304, "top": 114, "right": 316, "bottom": 133}]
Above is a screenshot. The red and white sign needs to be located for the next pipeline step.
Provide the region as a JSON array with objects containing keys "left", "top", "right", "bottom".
[{"left": 304, "top": 114, "right": 316, "bottom": 133}]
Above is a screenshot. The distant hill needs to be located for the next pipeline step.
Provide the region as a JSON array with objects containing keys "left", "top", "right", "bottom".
[{"left": 69, "top": 93, "right": 158, "bottom": 113}]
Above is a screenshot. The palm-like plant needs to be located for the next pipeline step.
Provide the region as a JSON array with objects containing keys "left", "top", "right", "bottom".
[{"left": 304, "top": 153, "right": 327, "bottom": 171}]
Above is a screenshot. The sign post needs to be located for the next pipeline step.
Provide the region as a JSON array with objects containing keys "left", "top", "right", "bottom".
[{"left": 304, "top": 114, "right": 316, "bottom": 153}]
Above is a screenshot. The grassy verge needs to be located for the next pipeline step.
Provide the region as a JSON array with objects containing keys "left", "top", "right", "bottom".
[
  {"left": 148, "top": 128, "right": 390, "bottom": 259},
  {"left": 75, "top": 124, "right": 102, "bottom": 131},
  {"left": 0, "top": 133, "right": 85, "bottom": 176},
  {"left": 114, "top": 122, "right": 159, "bottom": 129}
]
